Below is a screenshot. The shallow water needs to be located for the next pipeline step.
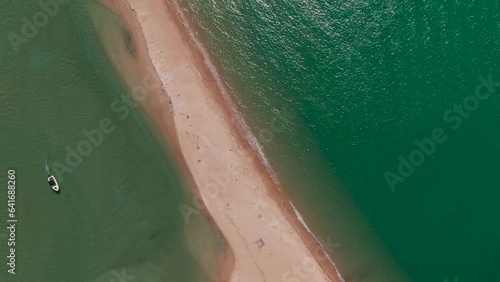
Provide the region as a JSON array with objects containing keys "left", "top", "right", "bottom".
[
  {"left": 0, "top": 1, "right": 217, "bottom": 281},
  {"left": 181, "top": 0, "right": 500, "bottom": 281}
]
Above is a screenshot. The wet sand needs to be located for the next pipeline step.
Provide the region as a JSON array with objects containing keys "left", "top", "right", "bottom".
[{"left": 98, "top": 0, "right": 344, "bottom": 281}]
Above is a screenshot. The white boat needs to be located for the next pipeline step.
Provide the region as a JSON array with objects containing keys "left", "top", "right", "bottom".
[{"left": 47, "top": 175, "right": 60, "bottom": 193}]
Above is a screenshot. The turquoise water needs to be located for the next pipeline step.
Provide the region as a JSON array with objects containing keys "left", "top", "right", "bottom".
[
  {"left": 0, "top": 1, "right": 218, "bottom": 281},
  {"left": 181, "top": 0, "right": 500, "bottom": 281}
]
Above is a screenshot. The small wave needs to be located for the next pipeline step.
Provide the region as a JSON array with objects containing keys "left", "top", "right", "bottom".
[
  {"left": 289, "top": 201, "right": 345, "bottom": 282},
  {"left": 170, "top": 0, "right": 280, "bottom": 185}
]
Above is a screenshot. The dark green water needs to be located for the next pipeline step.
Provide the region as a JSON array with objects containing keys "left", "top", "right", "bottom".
[
  {"left": 0, "top": 1, "right": 218, "bottom": 281},
  {"left": 181, "top": 0, "right": 500, "bottom": 281}
]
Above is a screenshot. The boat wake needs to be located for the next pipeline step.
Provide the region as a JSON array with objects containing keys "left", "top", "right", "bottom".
[{"left": 44, "top": 161, "right": 50, "bottom": 175}]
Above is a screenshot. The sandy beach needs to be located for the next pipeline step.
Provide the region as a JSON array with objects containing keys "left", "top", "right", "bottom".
[{"left": 98, "top": 0, "right": 344, "bottom": 281}]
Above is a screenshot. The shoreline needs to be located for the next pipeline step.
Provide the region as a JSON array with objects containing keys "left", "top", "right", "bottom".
[
  {"left": 167, "top": 1, "right": 345, "bottom": 280},
  {"left": 87, "top": 1, "right": 233, "bottom": 280},
  {"left": 98, "top": 0, "right": 344, "bottom": 281}
]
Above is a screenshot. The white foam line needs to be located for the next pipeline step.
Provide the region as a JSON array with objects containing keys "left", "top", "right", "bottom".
[
  {"left": 170, "top": 1, "right": 344, "bottom": 281},
  {"left": 170, "top": 0, "right": 280, "bottom": 184},
  {"left": 290, "top": 202, "right": 345, "bottom": 282}
]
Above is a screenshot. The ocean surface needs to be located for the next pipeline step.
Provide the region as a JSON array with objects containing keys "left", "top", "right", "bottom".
[
  {"left": 0, "top": 1, "right": 218, "bottom": 281},
  {"left": 180, "top": 0, "right": 500, "bottom": 281}
]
